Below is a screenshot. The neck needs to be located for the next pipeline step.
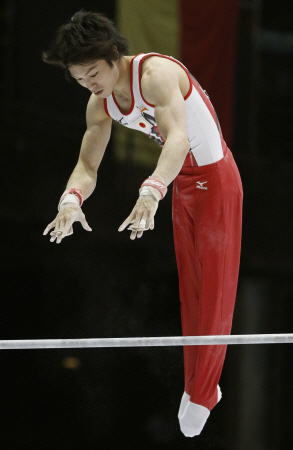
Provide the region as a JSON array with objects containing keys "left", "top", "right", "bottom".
[{"left": 113, "top": 56, "right": 132, "bottom": 98}]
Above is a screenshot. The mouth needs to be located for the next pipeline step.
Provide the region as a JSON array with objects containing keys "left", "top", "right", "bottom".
[{"left": 94, "top": 89, "right": 103, "bottom": 96}]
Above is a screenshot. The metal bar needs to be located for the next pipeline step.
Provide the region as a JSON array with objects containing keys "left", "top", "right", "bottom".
[{"left": 0, "top": 334, "right": 292, "bottom": 350}]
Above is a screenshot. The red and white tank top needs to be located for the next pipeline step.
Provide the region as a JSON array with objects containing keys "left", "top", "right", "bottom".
[{"left": 104, "top": 53, "right": 227, "bottom": 167}]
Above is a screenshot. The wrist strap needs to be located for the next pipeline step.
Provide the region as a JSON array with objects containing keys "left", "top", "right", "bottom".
[
  {"left": 139, "top": 186, "right": 159, "bottom": 201},
  {"left": 140, "top": 177, "right": 167, "bottom": 200},
  {"left": 58, "top": 188, "right": 83, "bottom": 211}
]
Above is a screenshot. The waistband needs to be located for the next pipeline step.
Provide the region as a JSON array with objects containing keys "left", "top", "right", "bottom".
[{"left": 180, "top": 146, "right": 229, "bottom": 175}]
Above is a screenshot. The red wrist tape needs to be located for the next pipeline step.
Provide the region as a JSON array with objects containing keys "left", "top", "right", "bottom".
[
  {"left": 59, "top": 188, "right": 83, "bottom": 207},
  {"left": 141, "top": 178, "right": 167, "bottom": 200}
]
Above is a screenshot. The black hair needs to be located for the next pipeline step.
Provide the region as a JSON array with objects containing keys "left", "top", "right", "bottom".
[{"left": 42, "top": 10, "right": 129, "bottom": 78}]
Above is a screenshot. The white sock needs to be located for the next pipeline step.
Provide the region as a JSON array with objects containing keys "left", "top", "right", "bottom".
[
  {"left": 217, "top": 385, "right": 222, "bottom": 403},
  {"left": 179, "top": 385, "right": 222, "bottom": 437},
  {"left": 178, "top": 391, "right": 190, "bottom": 419},
  {"left": 179, "top": 401, "right": 210, "bottom": 437}
]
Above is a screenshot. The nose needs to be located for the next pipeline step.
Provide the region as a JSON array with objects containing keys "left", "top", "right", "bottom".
[{"left": 88, "top": 82, "right": 98, "bottom": 93}]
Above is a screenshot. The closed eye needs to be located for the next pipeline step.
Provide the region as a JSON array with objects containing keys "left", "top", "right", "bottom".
[{"left": 90, "top": 72, "right": 98, "bottom": 78}]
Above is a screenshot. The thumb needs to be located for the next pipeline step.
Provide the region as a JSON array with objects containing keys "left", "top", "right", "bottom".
[{"left": 80, "top": 218, "right": 92, "bottom": 232}]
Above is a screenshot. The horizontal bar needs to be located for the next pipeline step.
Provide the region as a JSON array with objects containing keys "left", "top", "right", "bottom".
[{"left": 0, "top": 334, "right": 292, "bottom": 350}]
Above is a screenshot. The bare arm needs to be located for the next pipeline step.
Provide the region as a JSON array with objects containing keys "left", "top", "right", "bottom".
[
  {"left": 144, "top": 64, "right": 190, "bottom": 185},
  {"left": 66, "top": 95, "right": 112, "bottom": 199},
  {"left": 44, "top": 95, "right": 112, "bottom": 243},
  {"left": 119, "top": 61, "right": 190, "bottom": 239}
]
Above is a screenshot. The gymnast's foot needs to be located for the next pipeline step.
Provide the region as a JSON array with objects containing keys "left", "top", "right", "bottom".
[
  {"left": 178, "top": 385, "right": 222, "bottom": 437},
  {"left": 178, "top": 391, "right": 190, "bottom": 419}
]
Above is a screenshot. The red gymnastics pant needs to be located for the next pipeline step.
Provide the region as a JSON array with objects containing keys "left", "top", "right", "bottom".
[{"left": 172, "top": 148, "right": 243, "bottom": 411}]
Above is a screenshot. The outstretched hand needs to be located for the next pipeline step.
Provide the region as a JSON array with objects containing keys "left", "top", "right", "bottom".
[
  {"left": 43, "top": 204, "right": 92, "bottom": 244},
  {"left": 118, "top": 195, "right": 158, "bottom": 240}
]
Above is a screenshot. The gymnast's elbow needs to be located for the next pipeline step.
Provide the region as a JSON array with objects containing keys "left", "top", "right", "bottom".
[{"left": 166, "top": 130, "right": 190, "bottom": 156}]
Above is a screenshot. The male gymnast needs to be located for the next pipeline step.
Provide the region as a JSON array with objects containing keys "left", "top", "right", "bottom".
[{"left": 43, "top": 11, "right": 243, "bottom": 437}]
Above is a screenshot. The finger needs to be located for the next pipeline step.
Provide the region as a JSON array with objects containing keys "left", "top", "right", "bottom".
[
  {"left": 80, "top": 218, "right": 92, "bottom": 232},
  {"left": 149, "top": 216, "right": 155, "bottom": 230},
  {"left": 55, "top": 211, "right": 74, "bottom": 238},
  {"left": 131, "top": 211, "right": 144, "bottom": 232},
  {"left": 56, "top": 235, "right": 64, "bottom": 244},
  {"left": 50, "top": 222, "right": 63, "bottom": 236},
  {"left": 50, "top": 233, "right": 59, "bottom": 243},
  {"left": 56, "top": 224, "right": 74, "bottom": 244},
  {"left": 130, "top": 229, "right": 138, "bottom": 240},
  {"left": 127, "top": 224, "right": 136, "bottom": 231},
  {"left": 136, "top": 213, "right": 149, "bottom": 238},
  {"left": 118, "top": 214, "right": 135, "bottom": 232},
  {"left": 130, "top": 211, "right": 148, "bottom": 229},
  {"left": 140, "top": 212, "right": 149, "bottom": 231},
  {"left": 56, "top": 233, "right": 67, "bottom": 244},
  {"left": 50, "top": 218, "right": 65, "bottom": 242},
  {"left": 127, "top": 214, "right": 149, "bottom": 232},
  {"left": 43, "top": 221, "right": 56, "bottom": 235},
  {"left": 50, "top": 227, "right": 61, "bottom": 242},
  {"left": 129, "top": 217, "right": 145, "bottom": 240},
  {"left": 66, "top": 226, "right": 73, "bottom": 236}
]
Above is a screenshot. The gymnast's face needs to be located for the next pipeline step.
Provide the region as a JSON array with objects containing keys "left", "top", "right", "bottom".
[{"left": 69, "top": 59, "right": 120, "bottom": 97}]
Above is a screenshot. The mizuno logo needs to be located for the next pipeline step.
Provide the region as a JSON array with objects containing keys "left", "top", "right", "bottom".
[{"left": 196, "top": 181, "right": 208, "bottom": 190}]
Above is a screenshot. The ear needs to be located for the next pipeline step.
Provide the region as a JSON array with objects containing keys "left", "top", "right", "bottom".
[{"left": 112, "top": 45, "right": 119, "bottom": 62}]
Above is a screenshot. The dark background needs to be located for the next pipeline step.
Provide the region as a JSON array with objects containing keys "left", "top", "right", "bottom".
[{"left": 0, "top": 1, "right": 292, "bottom": 449}]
